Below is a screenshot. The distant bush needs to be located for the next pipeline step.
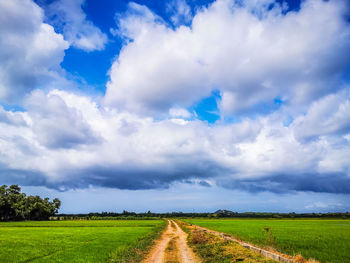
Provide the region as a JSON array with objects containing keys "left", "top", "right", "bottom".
[{"left": 0, "top": 184, "right": 61, "bottom": 221}]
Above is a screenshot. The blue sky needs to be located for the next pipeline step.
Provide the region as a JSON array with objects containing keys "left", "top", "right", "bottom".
[{"left": 1, "top": 0, "right": 350, "bottom": 213}]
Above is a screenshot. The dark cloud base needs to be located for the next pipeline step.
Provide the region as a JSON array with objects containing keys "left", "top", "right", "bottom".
[
  {"left": 2, "top": 159, "right": 350, "bottom": 195},
  {"left": 0, "top": 166, "right": 47, "bottom": 187},
  {"left": 52, "top": 160, "right": 226, "bottom": 190},
  {"left": 218, "top": 173, "right": 350, "bottom": 194}
]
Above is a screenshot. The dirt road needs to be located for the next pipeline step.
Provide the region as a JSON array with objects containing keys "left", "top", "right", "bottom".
[{"left": 142, "top": 220, "right": 200, "bottom": 263}]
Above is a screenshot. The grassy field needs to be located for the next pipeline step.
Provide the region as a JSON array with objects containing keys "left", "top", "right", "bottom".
[
  {"left": 0, "top": 220, "right": 165, "bottom": 263},
  {"left": 185, "top": 218, "right": 350, "bottom": 263}
]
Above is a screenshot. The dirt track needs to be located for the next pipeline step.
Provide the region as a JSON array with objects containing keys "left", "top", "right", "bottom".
[{"left": 142, "top": 220, "right": 199, "bottom": 263}]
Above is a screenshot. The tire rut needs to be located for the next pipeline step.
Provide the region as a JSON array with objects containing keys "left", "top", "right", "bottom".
[{"left": 142, "top": 220, "right": 200, "bottom": 263}]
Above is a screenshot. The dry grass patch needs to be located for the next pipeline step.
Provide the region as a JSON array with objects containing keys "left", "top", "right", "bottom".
[{"left": 181, "top": 222, "right": 276, "bottom": 263}]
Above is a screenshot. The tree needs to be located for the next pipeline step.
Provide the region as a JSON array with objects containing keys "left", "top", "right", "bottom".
[
  {"left": 0, "top": 185, "right": 61, "bottom": 221},
  {"left": 0, "top": 185, "right": 26, "bottom": 220}
]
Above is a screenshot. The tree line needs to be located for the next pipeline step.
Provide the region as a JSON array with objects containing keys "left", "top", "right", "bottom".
[
  {"left": 57, "top": 209, "right": 350, "bottom": 220},
  {"left": 2, "top": 185, "right": 348, "bottom": 221},
  {"left": 0, "top": 185, "right": 61, "bottom": 221}
]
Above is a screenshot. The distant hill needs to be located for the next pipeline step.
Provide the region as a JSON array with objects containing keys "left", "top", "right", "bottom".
[{"left": 214, "top": 209, "right": 235, "bottom": 214}]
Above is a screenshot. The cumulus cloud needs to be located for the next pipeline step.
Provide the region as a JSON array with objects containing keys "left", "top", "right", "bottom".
[
  {"left": 0, "top": 87, "right": 349, "bottom": 193},
  {"left": 44, "top": 0, "right": 108, "bottom": 51},
  {"left": 0, "top": 89, "right": 229, "bottom": 189},
  {"left": 105, "top": 0, "right": 350, "bottom": 116},
  {"left": 0, "top": 0, "right": 69, "bottom": 103},
  {"left": 1, "top": 0, "right": 350, "bottom": 198}
]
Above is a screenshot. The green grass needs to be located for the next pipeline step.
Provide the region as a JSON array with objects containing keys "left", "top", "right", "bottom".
[
  {"left": 0, "top": 219, "right": 165, "bottom": 263},
  {"left": 184, "top": 218, "right": 350, "bottom": 263}
]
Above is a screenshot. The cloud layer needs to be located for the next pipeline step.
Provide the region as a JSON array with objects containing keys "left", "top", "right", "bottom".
[
  {"left": 0, "top": 0, "right": 350, "bottom": 197},
  {"left": 1, "top": 87, "right": 350, "bottom": 193},
  {"left": 105, "top": 0, "right": 350, "bottom": 116}
]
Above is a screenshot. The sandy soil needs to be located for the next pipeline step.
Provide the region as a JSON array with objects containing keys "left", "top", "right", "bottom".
[{"left": 142, "top": 220, "right": 200, "bottom": 263}]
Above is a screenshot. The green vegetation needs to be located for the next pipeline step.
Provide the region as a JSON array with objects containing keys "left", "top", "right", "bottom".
[
  {"left": 185, "top": 218, "right": 350, "bottom": 263},
  {"left": 0, "top": 185, "right": 61, "bottom": 221},
  {"left": 180, "top": 221, "right": 276, "bottom": 263},
  {"left": 58, "top": 210, "right": 350, "bottom": 219},
  {"left": 0, "top": 219, "right": 165, "bottom": 262}
]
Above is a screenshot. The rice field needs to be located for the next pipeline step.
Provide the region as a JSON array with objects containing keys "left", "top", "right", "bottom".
[
  {"left": 184, "top": 218, "right": 350, "bottom": 263},
  {"left": 0, "top": 220, "right": 165, "bottom": 262}
]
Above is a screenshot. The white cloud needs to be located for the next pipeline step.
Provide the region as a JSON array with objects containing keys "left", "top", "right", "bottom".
[
  {"left": 169, "top": 107, "right": 192, "bottom": 118},
  {"left": 305, "top": 201, "right": 343, "bottom": 209},
  {"left": 0, "top": 0, "right": 69, "bottom": 103},
  {"left": 0, "top": 106, "right": 27, "bottom": 126},
  {"left": 1, "top": 0, "right": 350, "bottom": 197},
  {"left": 293, "top": 89, "right": 350, "bottom": 141},
  {"left": 167, "top": 0, "right": 192, "bottom": 26},
  {"left": 0, "top": 87, "right": 349, "bottom": 193},
  {"left": 24, "top": 90, "right": 100, "bottom": 149},
  {"left": 45, "top": 0, "right": 108, "bottom": 51},
  {"left": 105, "top": 0, "right": 350, "bottom": 116},
  {"left": 105, "top": 2, "right": 210, "bottom": 116}
]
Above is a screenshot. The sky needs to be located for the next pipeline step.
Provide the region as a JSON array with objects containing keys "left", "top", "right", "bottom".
[{"left": 1, "top": 0, "right": 350, "bottom": 214}]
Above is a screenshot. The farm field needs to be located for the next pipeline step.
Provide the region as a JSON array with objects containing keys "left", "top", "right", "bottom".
[
  {"left": 185, "top": 218, "right": 350, "bottom": 263},
  {"left": 0, "top": 220, "right": 165, "bottom": 263}
]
